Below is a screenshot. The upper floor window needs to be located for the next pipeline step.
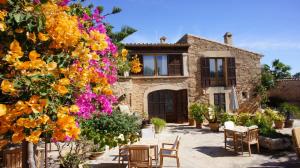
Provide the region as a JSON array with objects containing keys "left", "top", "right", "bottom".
[
  {"left": 209, "top": 58, "right": 225, "bottom": 86},
  {"left": 134, "top": 54, "right": 183, "bottom": 76},
  {"left": 201, "top": 57, "right": 236, "bottom": 87}
]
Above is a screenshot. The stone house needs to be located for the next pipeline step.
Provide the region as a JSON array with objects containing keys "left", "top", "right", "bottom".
[{"left": 114, "top": 33, "right": 262, "bottom": 123}]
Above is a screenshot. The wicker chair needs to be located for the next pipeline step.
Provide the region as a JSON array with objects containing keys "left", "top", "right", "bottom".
[
  {"left": 224, "top": 121, "right": 235, "bottom": 149},
  {"left": 292, "top": 127, "right": 300, "bottom": 158},
  {"left": 236, "top": 126, "right": 259, "bottom": 156},
  {"left": 128, "top": 145, "right": 152, "bottom": 168},
  {"left": 159, "top": 136, "right": 180, "bottom": 168}
]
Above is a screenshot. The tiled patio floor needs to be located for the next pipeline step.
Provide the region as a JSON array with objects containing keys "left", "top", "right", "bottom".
[{"left": 85, "top": 122, "right": 300, "bottom": 168}]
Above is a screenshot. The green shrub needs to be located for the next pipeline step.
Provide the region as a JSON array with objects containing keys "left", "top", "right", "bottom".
[
  {"left": 150, "top": 117, "right": 166, "bottom": 128},
  {"left": 280, "top": 102, "right": 300, "bottom": 119},
  {"left": 81, "top": 110, "right": 141, "bottom": 149},
  {"left": 189, "top": 103, "right": 207, "bottom": 123},
  {"left": 220, "top": 113, "right": 237, "bottom": 125},
  {"left": 252, "top": 112, "right": 275, "bottom": 137},
  {"left": 236, "top": 113, "right": 252, "bottom": 126}
]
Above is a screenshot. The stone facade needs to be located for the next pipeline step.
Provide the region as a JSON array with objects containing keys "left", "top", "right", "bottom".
[
  {"left": 269, "top": 78, "right": 300, "bottom": 106},
  {"left": 114, "top": 34, "right": 262, "bottom": 120}
]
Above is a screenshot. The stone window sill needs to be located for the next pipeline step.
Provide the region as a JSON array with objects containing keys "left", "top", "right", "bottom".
[{"left": 118, "top": 76, "right": 190, "bottom": 79}]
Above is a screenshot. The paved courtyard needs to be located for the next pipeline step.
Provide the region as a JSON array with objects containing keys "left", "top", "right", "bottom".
[{"left": 85, "top": 123, "right": 300, "bottom": 168}]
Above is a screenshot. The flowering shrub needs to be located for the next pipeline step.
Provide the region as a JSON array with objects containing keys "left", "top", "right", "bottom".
[
  {"left": 81, "top": 110, "right": 141, "bottom": 149},
  {"left": 0, "top": 0, "right": 127, "bottom": 145}
]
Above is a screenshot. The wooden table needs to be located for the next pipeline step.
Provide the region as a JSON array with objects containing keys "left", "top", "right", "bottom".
[{"left": 225, "top": 126, "right": 248, "bottom": 154}]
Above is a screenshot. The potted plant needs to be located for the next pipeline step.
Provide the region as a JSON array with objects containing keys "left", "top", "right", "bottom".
[
  {"left": 89, "top": 145, "right": 106, "bottom": 160},
  {"left": 204, "top": 106, "right": 222, "bottom": 132},
  {"left": 280, "top": 103, "right": 300, "bottom": 128},
  {"left": 151, "top": 117, "right": 166, "bottom": 133},
  {"left": 189, "top": 103, "right": 207, "bottom": 128},
  {"left": 273, "top": 113, "right": 285, "bottom": 129}
]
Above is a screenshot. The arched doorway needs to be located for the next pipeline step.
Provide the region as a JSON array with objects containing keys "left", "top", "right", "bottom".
[{"left": 148, "top": 89, "right": 188, "bottom": 123}]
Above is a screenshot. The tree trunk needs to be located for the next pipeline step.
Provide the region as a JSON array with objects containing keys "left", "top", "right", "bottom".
[{"left": 27, "top": 142, "right": 37, "bottom": 168}]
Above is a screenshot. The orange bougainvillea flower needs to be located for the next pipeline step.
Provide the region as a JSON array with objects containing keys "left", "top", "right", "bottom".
[
  {"left": 58, "top": 78, "right": 70, "bottom": 86},
  {"left": 15, "top": 28, "right": 24, "bottom": 33},
  {"left": 36, "top": 114, "right": 50, "bottom": 125},
  {"left": 69, "top": 105, "right": 79, "bottom": 113},
  {"left": 53, "top": 84, "right": 68, "bottom": 95},
  {"left": 46, "top": 61, "right": 57, "bottom": 71},
  {"left": 0, "top": 104, "right": 7, "bottom": 116},
  {"left": 0, "top": 0, "right": 7, "bottom": 4},
  {"left": 26, "top": 32, "right": 36, "bottom": 43},
  {"left": 1, "top": 80, "right": 15, "bottom": 93},
  {"left": 0, "top": 139, "right": 8, "bottom": 150},
  {"left": 38, "top": 32, "right": 49, "bottom": 41},
  {"left": 26, "top": 129, "right": 42, "bottom": 144},
  {"left": 12, "top": 132, "right": 25, "bottom": 144},
  {"left": 121, "top": 49, "right": 128, "bottom": 57},
  {"left": 28, "top": 95, "right": 40, "bottom": 104},
  {"left": 0, "top": 117, "right": 10, "bottom": 134},
  {"left": 29, "top": 50, "right": 40, "bottom": 61}
]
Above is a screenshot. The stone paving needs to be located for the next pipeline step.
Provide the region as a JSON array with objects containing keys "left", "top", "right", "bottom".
[{"left": 84, "top": 122, "right": 300, "bottom": 168}]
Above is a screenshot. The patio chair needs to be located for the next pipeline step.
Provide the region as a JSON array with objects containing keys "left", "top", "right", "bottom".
[
  {"left": 292, "top": 127, "right": 300, "bottom": 158},
  {"left": 118, "top": 145, "right": 129, "bottom": 166},
  {"left": 128, "top": 145, "right": 152, "bottom": 168},
  {"left": 236, "top": 126, "right": 259, "bottom": 156},
  {"left": 159, "top": 136, "right": 180, "bottom": 168},
  {"left": 224, "top": 121, "right": 235, "bottom": 149}
]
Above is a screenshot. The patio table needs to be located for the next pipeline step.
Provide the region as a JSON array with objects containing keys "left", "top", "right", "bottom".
[
  {"left": 225, "top": 126, "right": 248, "bottom": 154},
  {"left": 133, "top": 142, "right": 158, "bottom": 166}
]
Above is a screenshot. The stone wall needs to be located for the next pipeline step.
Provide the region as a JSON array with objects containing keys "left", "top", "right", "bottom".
[
  {"left": 269, "top": 79, "right": 300, "bottom": 106},
  {"left": 116, "top": 34, "right": 262, "bottom": 118},
  {"left": 113, "top": 77, "right": 189, "bottom": 118},
  {"left": 181, "top": 34, "right": 261, "bottom": 111}
]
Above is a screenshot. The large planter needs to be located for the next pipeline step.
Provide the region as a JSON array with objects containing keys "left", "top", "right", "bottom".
[
  {"left": 189, "top": 119, "right": 196, "bottom": 126},
  {"left": 154, "top": 125, "right": 164, "bottom": 134},
  {"left": 259, "top": 136, "right": 292, "bottom": 150},
  {"left": 89, "top": 151, "right": 105, "bottom": 160},
  {"left": 209, "top": 122, "right": 220, "bottom": 132},
  {"left": 196, "top": 121, "right": 203, "bottom": 129},
  {"left": 274, "top": 121, "right": 284, "bottom": 129},
  {"left": 284, "top": 119, "right": 294, "bottom": 128}
]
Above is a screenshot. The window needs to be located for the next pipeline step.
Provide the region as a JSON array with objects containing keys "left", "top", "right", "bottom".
[
  {"left": 157, "top": 55, "right": 168, "bottom": 75},
  {"left": 143, "top": 56, "right": 155, "bottom": 76},
  {"left": 210, "top": 58, "right": 225, "bottom": 86},
  {"left": 214, "top": 93, "right": 226, "bottom": 111},
  {"left": 136, "top": 55, "right": 182, "bottom": 76},
  {"left": 201, "top": 57, "right": 236, "bottom": 87}
]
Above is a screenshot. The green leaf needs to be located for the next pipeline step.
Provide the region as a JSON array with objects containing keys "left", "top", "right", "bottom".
[
  {"left": 112, "top": 7, "right": 122, "bottom": 14},
  {"left": 14, "top": 13, "right": 22, "bottom": 23}
]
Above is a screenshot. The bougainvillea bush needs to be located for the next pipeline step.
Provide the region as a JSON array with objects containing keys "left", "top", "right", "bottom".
[{"left": 0, "top": 0, "right": 140, "bottom": 148}]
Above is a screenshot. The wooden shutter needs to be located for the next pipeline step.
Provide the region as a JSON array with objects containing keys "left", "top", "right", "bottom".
[
  {"left": 168, "top": 55, "right": 182, "bottom": 76},
  {"left": 227, "top": 58, "right": 236, "bottom": 86},
  {"left": 201, "top": 57, "right": 210, "bottom": 87}
]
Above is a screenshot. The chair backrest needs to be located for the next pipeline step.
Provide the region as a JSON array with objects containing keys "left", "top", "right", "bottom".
[
  {"left": 3, "top": 147, "right": 22, "bottom": 168},
  {"left": 128, "top": 145, "right": 150, "bottom": 163},
  {"left": 224, "top": 121, "right": 235, "bottom": 129},
  {"left": 246, "top": 128, "right": 259, "bottom": 143},
  {"left": 292, "top": 127, "right": 300, "bottom": 157},
  {"left": 171, "top": 136, "right": 181, "bottom": 150}
]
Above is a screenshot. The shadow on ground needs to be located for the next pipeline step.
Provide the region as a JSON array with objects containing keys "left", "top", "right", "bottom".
[
  {"left": 193, "top": 146, "right": 238, "bottom": 157},
  {"left": 85, "top": 163, "right": 161, "bottom": 168},
  {"left": 167, "top": 124, "right": 224, "bottom": 135}
]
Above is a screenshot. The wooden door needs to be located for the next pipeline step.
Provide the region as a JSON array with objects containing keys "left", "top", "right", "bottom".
[{"left": 148, "top": 89, "right": 188, "bottom": 123}]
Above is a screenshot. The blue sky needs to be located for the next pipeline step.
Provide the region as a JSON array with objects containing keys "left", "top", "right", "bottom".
[{"left": 87, "top": 0, "right": 300, "bottom": 74}]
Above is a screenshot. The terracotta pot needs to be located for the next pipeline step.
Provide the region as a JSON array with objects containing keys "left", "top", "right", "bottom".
[
  {"left": 189, "top": 119, "right": 196, "bottom": 126},
  {"left": 285, "top": 119, "right": 294, "bottom": 128},
  {"left": 274, "top": 121, "right": 284, "bottom": 129},
  {"left": 209, "top": 122, "right": 220, "bottom": 132},
  {"left": 196, "top": 121, "right": 202, "bottom": 129}
]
